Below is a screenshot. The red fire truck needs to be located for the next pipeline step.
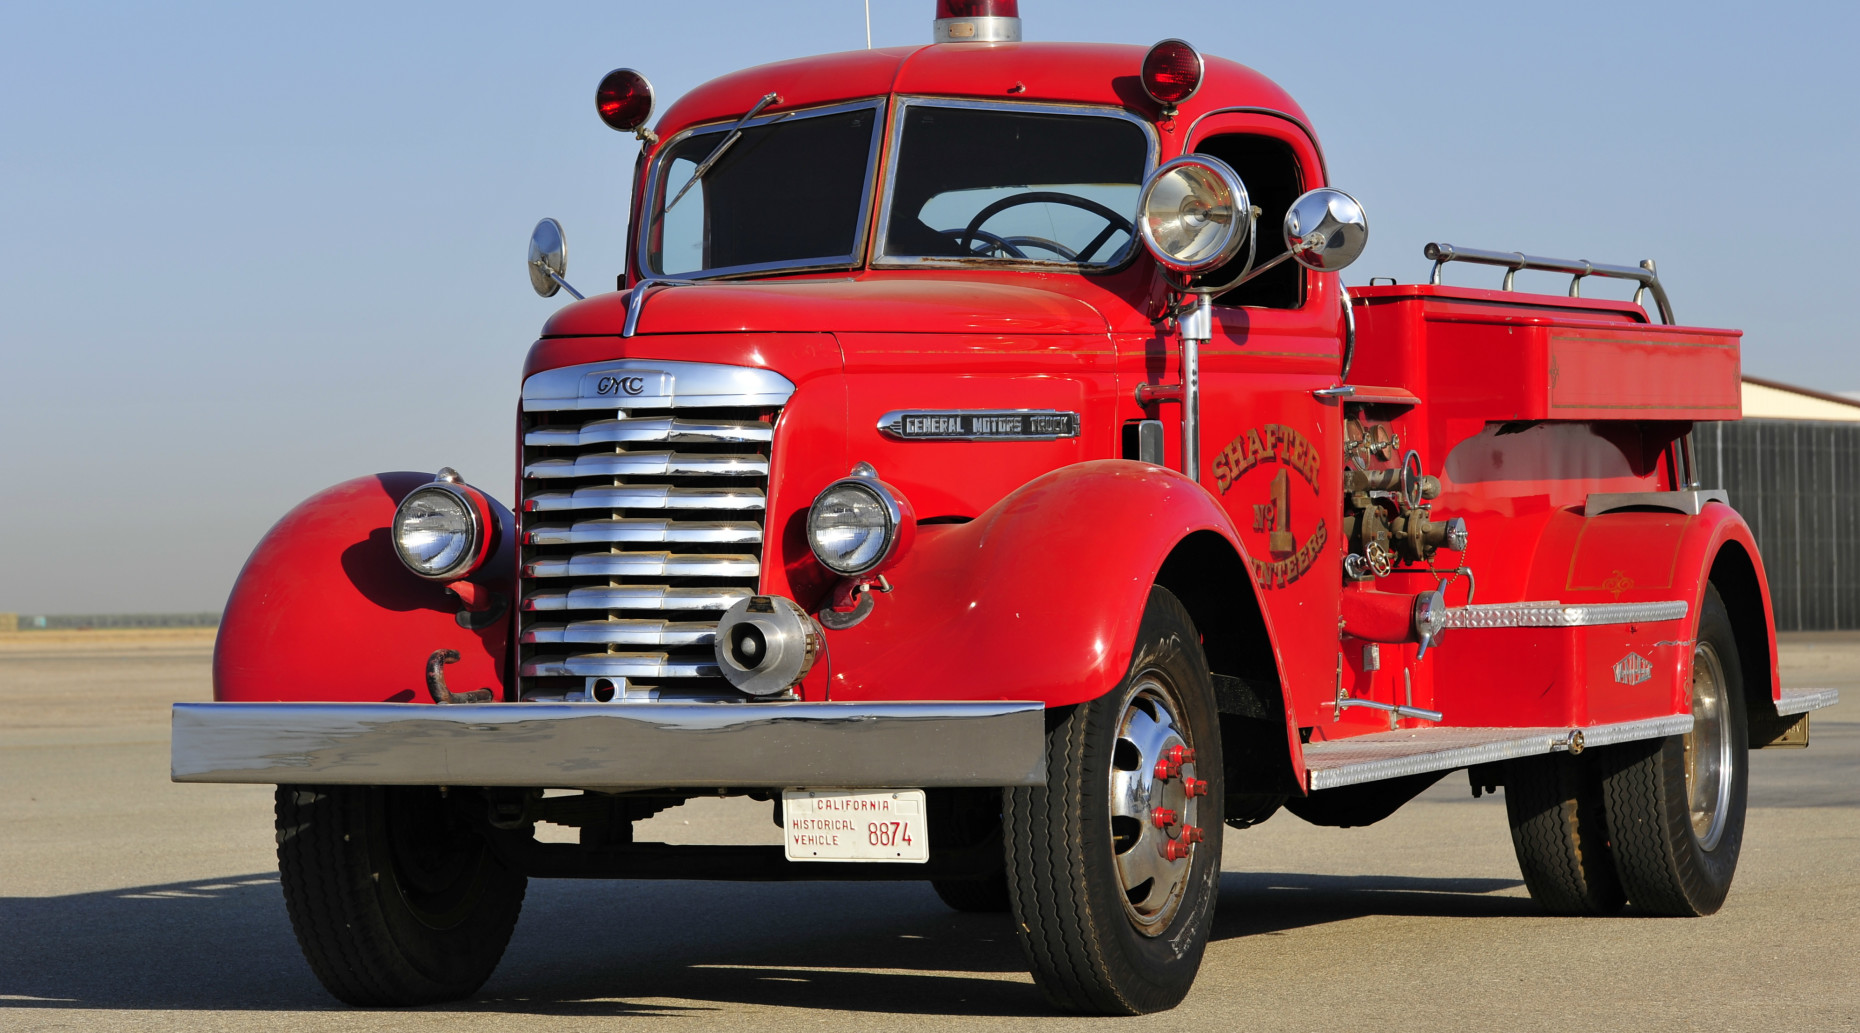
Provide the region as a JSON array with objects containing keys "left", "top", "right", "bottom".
[{"left": 174, "top": 0, "right": 1838, "bottom": 1015}]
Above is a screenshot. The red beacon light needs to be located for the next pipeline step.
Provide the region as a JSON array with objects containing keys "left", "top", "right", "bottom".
[
  {"left": 595, "top": 68, "right": 656, "bottom": 140},
  {"left": 932, "top": 0, "right": 1021, "bottom": 43},
  {"left": 1141, "top": 39, "right": 1204, "bottom": 111}
]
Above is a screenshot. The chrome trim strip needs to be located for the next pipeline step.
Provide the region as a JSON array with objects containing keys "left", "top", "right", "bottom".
[
  {"left": 1303, "top": 715, "right": 1694, "bottom": 791},
  {"left": 525, "top": 416, "right": 773, "bottom": 448},
  {"left": 873, "top": 96, "right": 1159, "bottom": 273},
  {"left": 522, "top": 619, "right": 717, "bottom": 647},
  {"left": 523, "top": 552, "right": 759, "bottom": 580},
  {"left": 1775, "top": 688, "right": 1841, "bottom": 716},
  {"left": 1440, "top": 600, "right": 1688, "bottom": 630},
  {"left": 523, "top": 485, "right": 766, "bottom": 513},
  {"left": 524, "top": 452, "right": 769, "bottom": 480},
  {"left": 521, "top": 359, "right": 796, "bottom": 413},
  {"left": 523, "top": 518, "right": 763, "bottom": 546},
  {"left": 521, "top": 585, "right": 754, "bottom": 612},
  {"left": 1585, "top": 490, "right": 1728, "bottom": 517},
  {"left": 172, "top": 700, "right": 1048, "bottom": 789},
  {"left": 637, "top": 99, "right": 887, "bottom": 282},
  {"left": 521, "top": 653, "right": 721, "bottom": 680},
  {"left": 877, "top": 409, "right": 1081, "bottom": 442}
]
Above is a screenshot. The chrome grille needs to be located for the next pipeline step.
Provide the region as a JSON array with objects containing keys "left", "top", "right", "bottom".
[{"left": 517, "top": 359, "right": 796, "bottom": 702}]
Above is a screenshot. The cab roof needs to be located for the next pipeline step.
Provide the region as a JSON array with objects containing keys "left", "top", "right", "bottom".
[{"left": 653, "top": 42, "right": 1313, "bottom": 143}]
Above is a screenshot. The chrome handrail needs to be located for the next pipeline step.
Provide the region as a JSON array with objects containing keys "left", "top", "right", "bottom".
[{"left": 1423, "top": 242, "right": 1674, "bottom": 325}]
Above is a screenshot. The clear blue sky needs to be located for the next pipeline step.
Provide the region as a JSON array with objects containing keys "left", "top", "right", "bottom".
[{"left": 2, "top": 1, "right": 1853, "bottom": 613}]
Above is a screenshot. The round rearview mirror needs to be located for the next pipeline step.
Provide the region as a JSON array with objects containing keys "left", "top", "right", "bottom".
[
  {"left": 528, "top": 218, "right": 568, "bottom": 298},
  {"left": 1283, "top": 188, "right": 1368, "bottom": 272},
  {"left": 1136, "top": 155, "right": 1252, "bottom": 273}
]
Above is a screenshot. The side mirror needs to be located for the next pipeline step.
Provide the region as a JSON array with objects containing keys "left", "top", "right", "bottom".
[
  {"left": 527, "top": 218, "right": 582, "bottom": 300},
  {"left": 1283, "top": 188, "right": 1368, "bottom": 272},
  {"left": 1135, "top": 155, "right": 1253, "bottom": 274}
]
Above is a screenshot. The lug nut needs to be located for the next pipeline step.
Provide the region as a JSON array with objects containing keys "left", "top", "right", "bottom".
[
  {"left": 1153, "top": 743, "right": 1197, "bottom": 780},
  {"left": 1162, "top": 838, "right": 1191, "bottom": 861},
  {"left": 1151, "top": 807, "right": 1178, "bottom": 828},
  {"left": 1181, "top": 824, "right": 1204, "bottom": 844},
  {"left": 1183, "top": 777, "right": 1208, "bottom": 798}
]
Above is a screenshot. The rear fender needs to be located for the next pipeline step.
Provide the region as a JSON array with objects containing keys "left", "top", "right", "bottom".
[
  {"left": 1436, "top": 500, "right": 1777, "bottom": 727},
  {"left": 818, "top": 460, "right": 1306, "bottom": 786},
  {"left": 213, "top": 473, "right": 516, "bottom": 703}
]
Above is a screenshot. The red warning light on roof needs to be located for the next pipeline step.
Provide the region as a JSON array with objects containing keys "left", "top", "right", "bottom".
[
  {"left": 595, "top": 68, "right": 654, "bottom": 133},
  {"left": 1141, "top": 39, "right": 1204, "bottom": 107},
  {"left": 935, "top": 0, "right": 1019, "bottom": 15},
  {"left": 933, "top": 0, "right": 1021, "bottom": 42}
]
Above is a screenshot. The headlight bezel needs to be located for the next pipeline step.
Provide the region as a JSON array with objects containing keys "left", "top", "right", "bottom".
[
  {"left": 392, "top": 473, "right": 492, "bottom": 581},
  {"left": 806, "top": 467, "right": 913, "bottom": 578}
]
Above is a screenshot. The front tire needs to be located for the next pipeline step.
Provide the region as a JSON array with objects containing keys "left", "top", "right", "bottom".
[
  {"left": 1004, "top": 587, "right": 1223, "bottom": 1015},
  {"left": 1599, "top": 586, "right": 1749, "bottom": 916},
  {"left": 276, "top": 785, "right": 527, "bottom": 1005}
]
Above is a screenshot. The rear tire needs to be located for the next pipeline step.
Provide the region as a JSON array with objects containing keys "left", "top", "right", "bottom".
[
  {"left": 1502, "top": 753, "right": 1626, "bottom": 915},
  {"left": 1599, "top": 586, "right": 1749, "bottom": 916},
  {"left": 1004, "top": 587, "right": 1223, "bottom": 1015},
  {"left": 276, "top": 785, "right": 527, "bottom": 1005}
]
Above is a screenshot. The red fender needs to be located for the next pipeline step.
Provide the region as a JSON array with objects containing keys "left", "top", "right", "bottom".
[
  {"left": 817, "top": 459, "right": 1306, "bottom": 781},
  {"left": 213, "top": 473, "right": 516, "bottom": 703},
  {"left": 1434, "top": 499, "right": 1779, "bottom": 727}
]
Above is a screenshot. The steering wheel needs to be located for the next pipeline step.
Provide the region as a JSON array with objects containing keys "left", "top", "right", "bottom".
[
  {"left": 939, "top": 229, "right": 1084, "bottom": 262},
  {"left": 946, "top": 191, "right": 1135, "bottom": 263}
]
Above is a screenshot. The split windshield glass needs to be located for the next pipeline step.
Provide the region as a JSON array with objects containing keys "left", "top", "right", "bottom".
[
  {"left": 880, "top": 103, "right": 1151, "bottom": 268},
  {"left": 644, "top": 102, "right": 881, "bottom": 278}
]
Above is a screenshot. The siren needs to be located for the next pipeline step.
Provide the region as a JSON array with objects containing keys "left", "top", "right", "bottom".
[{"left": 933, "top": 0, "right": 1021, "bottom": 43}]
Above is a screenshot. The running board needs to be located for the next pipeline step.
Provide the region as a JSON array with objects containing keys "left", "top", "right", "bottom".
[
  {"left": 1301, "top": 715, "right": 1694, "bottom": 791},
  {"left": 1776, "top": 688, "right": 1841, "bottom": 716}
]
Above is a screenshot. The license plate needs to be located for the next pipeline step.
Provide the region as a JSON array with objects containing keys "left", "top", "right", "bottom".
[{"left": 782, "top": 789, "right": 929, "bottom": 863}]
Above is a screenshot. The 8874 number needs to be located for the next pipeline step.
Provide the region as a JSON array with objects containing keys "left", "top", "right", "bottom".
[{"left": 868, "top": 821, "right": 913, "bottom": 848}]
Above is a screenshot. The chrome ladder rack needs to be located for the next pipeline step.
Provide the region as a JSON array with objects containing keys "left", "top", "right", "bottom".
[{"left": 1423, "top": 242, "right": 1674, "bottom": 325}]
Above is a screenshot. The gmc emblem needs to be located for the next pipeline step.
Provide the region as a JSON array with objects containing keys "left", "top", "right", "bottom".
[{"left": 596, "top": 375, "right": 647, "bottom": 396}]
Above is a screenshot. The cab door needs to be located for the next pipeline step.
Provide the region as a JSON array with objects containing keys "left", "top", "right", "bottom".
[{"left": 1148, "top": 116, "right": 1347, "bottom": 721}]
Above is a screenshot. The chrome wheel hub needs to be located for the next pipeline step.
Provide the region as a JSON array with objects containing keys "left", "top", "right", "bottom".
[
  {"left": 1683, "top": 642, "right": 1734, "bottom": 850},
  {"left": 1108, "top": 678, "right": 1205, "bottom": 933}
]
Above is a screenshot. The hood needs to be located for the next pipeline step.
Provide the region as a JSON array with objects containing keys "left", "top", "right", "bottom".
[{"left": 539, "top": 278, "right": 1115, "bottom": 338}]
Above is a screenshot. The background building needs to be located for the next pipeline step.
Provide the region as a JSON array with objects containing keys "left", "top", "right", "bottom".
[{"left": 1697, "top": 377, "right": 1860, "bottom": 631}]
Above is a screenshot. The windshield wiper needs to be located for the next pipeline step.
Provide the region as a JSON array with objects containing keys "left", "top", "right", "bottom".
[{"left": 662, "top": 92, "right": 782, "bottom": 214}]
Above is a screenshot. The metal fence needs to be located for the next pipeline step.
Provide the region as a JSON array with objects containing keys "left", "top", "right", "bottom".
[{"left": 1696, "top": 419, "right": 1860, "bottom": 631}]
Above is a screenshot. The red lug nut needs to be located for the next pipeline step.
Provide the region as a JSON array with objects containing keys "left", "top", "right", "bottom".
[
  {"left": 1152, "top": 743, "right": 1197, "bottom": 781},
  {"left": 1183, "top": 777, "right": 1209, "bottom": 798},
  {"left": 1181, "top": 824, "right": 1204, "bottom": 844},
  {"left": 1151, "top": 807, "right": 1179, "bottom": 828},
  {"left": 1162, "top": 837, "right": 1191, "bottom": 861}
]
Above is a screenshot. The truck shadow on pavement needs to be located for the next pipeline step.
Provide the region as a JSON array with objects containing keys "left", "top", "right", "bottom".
[{"left": 0, "top": 869, "right": 1526, "bottom": 1017}]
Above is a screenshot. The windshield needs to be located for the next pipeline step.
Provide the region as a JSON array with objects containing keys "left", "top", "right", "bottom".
[
  {"left": 879, "top": 102, "right": 1152, "bottom": 267},
  {"left": 644, "top": 101, "right": 881, "bottom": 278}
]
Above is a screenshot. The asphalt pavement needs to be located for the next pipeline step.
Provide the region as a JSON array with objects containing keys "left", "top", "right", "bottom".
[{"left": 3, "top": 629, "right": 1855, "bottom": 1032}]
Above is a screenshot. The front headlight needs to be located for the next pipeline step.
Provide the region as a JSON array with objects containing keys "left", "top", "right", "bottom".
[
  {"left": 392, "top": 476, "right": 483, "bottom": 580},
  {"left": 807, "top": 465, "right": 913, "bottom": 578},
  {"left": 808, "top": 482, "right": 894, "bottom": 575}
]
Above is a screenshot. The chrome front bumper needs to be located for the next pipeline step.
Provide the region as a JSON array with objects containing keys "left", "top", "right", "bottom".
[{"left": 171, "top": 701, "right": 1046, "bottom": 789}]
